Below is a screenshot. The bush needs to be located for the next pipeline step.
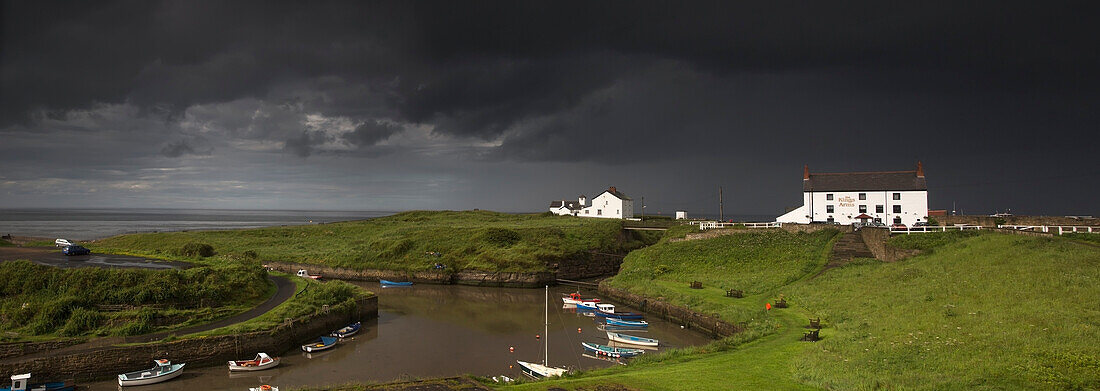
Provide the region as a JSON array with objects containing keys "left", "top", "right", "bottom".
[
  {"left": 178, "top": 242, "right": 215, "bottom": 257},
  {"left": 478, "top": 228, "right": 522, "bottom": 247}
]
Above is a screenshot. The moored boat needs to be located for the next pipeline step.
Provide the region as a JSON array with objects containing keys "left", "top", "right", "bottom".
[
  {"left": 117, "top": 360, "right": 185, "bottom": 387},
  {"left": 594, "top": 311, "right": 645, "bottom": 320},
  {"left": 2, "top": 374, "right": 74, "bottom": 391},
  {"left": 228, "top": 352, "right": 279, "bottom": 372},
  {"left": 301, "top": 336, "right": 338, "bottom": 352},
  {"left": 330, "top": 321, "right": 361, "bottom": 338},
  {"left": 606, "top": 331, "right": 659, "bottom": 347},
  {"left": 561, "top": 292, "right": 600, "bottom": 305},
  {"left": 606, "top": 318, "right": 648, "bottom": 327},
  {"left": 249, "top": 386, "right": 279, "bottom": 391},
  {"left": 581, "top": 342, "right": 645, "bottom": 358},
  {"left": 516, "top": 286, "right": 569, "bottom": 379},
  {"left": 380, "top": 279, "right": 413, "bottom": 286}
]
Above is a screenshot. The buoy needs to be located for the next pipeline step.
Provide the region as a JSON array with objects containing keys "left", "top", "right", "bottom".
[
  {"left": 509, "top": 364, "right": 514, "bottom": 369},
  {"left": 509, "top": 346, "right": 514, "bottom": 352},
  {"left": 578, "top": 327, "right": 582, "bottom": 333},
  {"left": 535, "top": 334, "right": 541, "bottom": 340}
]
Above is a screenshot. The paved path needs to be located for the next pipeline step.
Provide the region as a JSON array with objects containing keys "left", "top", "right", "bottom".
[
  {"left": 0, "top": 275, "right": 296, "bottom": 363},
  {"left": 0, "top": 246, "right": 191, "bottom": 269}
]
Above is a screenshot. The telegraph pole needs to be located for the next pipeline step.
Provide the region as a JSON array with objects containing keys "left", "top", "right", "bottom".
[
  {"left": 640, "top": 196, "right": 645, "bottom": 219},
  {"left": 719, "top": 186, "right": 724, "bottom": 222}
]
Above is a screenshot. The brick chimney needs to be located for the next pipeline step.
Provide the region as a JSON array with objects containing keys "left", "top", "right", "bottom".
[
  {"left": 803, "top": 165, "right": 810, "bottom": 180},
  {"left": 609, "top": 186, "right": 617, "bottom": 193},
  {"left": 916, "top": 161, "right": 924, "bottom": 178}
]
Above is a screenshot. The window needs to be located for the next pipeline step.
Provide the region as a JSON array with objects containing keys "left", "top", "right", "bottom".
[
  {"left": 616, "top": 210, "right": 620, "bottom": 215},
  {"left": 859, "top": 205, "right": 867, "bottom": 213},
  {"left": 876, "top": 205, "right": 884, "bottom": 213},
  {"left": 858, "top": 193, "right": 866, "bottom": 200},
  {"left": 893, "top": 205, "right": 902, "bottom": 213},
  {"left": 893, "top": 193, "right": 901, "bottom": 200},
  {"left": 585, "top": 210, "right": 589, "bottom": 215},
  {"left": 894, "top": 216, "right": 902, "bottom": 224},
  {"left": 597, "top": 209, "right": 602, "bottom": 216},
  {"left": 874, "top": 217, "right": 882, "bottom": 223},
  {"left": 827, "top": 217, "right": 835, "bottom": 223},
  {"left": 826, "top": 194, "right": 833, "bottom": 200},
  {"left": 826, "top": 205, "right": 834, "bottom": 213}
]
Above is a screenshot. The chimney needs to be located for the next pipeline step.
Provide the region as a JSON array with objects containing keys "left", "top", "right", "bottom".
[
  {"left": 579, "top": 195, "right": 586, "bottom": 206},
  {"left": 803, "top": 165, "right": 810, "bottom": 180},
  {"left": 916, "top": 161, "right": 925, "bottom": 178},
  {"left": 609, "top": 186, "right": 617, "bottom": 193}
]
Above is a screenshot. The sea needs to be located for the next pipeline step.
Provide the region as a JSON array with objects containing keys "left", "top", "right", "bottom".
[{"left": 0, "top": 208, "right": 395, "bottom": 240}]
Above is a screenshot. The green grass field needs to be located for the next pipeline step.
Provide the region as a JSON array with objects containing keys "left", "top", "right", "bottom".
[
  {"left": 94, "top": 210, "right": 657, "bottom": 272},
  {"left": 504, "top": 231, "right": 1100, "bottom": 390}
]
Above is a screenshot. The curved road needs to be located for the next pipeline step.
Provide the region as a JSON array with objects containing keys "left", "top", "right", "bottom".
[{"left": 0, "top": 246, "right": 191, "bottom": 269}]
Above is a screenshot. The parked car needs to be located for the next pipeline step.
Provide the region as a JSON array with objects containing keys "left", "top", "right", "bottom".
[
  {"left": 55, "top": 238, "right": 73, "bottom": 247},
  {"left": 890, "top": 223, "right": 908, "bottom": 230},
  {"left": 913, "top": 221, "right": 930, "bottom": 227},
  {"left": 62, "top": 245, "right": 90, "bottom": 256},
  {"left": 866, "top": 221, "right": 887, "bottom": 228}
]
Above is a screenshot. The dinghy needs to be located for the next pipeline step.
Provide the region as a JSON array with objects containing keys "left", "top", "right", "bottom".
[
  {"left": 606, "top": 331, "right": 659, "bottom": 347},
  {"left": 561, "top": 292, "right": 600, "bottom": 305},
  {"left": 301, "top": 336, "right": 338, "bottom": 352},
  {"left": 380, "top": 279, "right": 413, "bottom": 286},
  {"left": 594, "top": 310, "right": 645, "bottom": 320},
  {"left": 2, "top": 374, "right": 74, "bottom": 391},
  {"left": 330, "top": 321, "right": 361, "bottom": 338},
  {"left": 228, "top": 352, "right": 279, "bottom": 372},
  {"left": 249, "top": 386, "right": 278, "bottom": 391},
  {"left": 117, "top": 360, "right": 185, "bottom": 386},
  {"left": 581, "top": 342, "right": 645, "bottom": 358},
  {"left": 606, "top": 318, "right": 648, "bottom": 328}
]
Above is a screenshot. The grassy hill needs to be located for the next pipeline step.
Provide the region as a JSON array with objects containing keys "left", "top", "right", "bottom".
[
  {"left": 94, "top": 211, "right": 658, "bottom": 272},
  {"left": 504, "top": 231, "right": 1100, "bottom": 390}
]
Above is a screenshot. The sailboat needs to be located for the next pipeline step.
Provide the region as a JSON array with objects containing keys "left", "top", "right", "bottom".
[{"left": 516, "top": 286, "right": 569, "bottom": 379}]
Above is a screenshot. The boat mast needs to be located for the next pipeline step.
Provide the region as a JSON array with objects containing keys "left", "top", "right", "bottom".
[{"left": 544, "top": 284, "right": 549, "bottom": 367}]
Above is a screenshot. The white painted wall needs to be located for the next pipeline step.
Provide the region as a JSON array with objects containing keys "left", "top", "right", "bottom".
[
  {"left": 675, "top": 211, "right": 687, "bottom": 219},
  {"left": 776, "top": 190, "right": 928, "bottom": 226},
  {"left": 580, "top": 191, "right": 632, "bottom": 219}
]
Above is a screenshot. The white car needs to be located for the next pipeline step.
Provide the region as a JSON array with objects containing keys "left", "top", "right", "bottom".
[{"left": 55, "top": 238, "right": 73, "bottom": 247}]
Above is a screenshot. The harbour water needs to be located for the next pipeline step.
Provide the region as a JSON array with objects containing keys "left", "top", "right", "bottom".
[
  {"left": 81, "top": 283, "right": 711, "bottom": 390},
  {"left": 0, "top": 208, "right": 393, "bottom": 240}
]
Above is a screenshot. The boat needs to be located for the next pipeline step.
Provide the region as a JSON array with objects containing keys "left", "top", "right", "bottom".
[
  {"left": 117, "top": 360, "right": 185, "bottom": 386},
  {"left": 606, "top": 331, "right": 659, "bottom": 347},
  {"left": 380, "top": 279, "right": 413, "bottom": 286},
  {"left": 228, "top": 352, "right": 280, "bottom": 372},
  {"left": 2, "top": 374, "right": 74, "bottom": 391},
  {"left": 594, "top": 310, "right": 645, "bottom": 320},
  {"left": 561, "top": 292, "right": 600, "bottom": 305},
  {"left": 516, "top": 285, "right": 569, "bottom": 379},
  {"left": 606, "top": 318, "right": 648, "bottom": 328},
  {"left": 581, "top": 342, "right": 645, "bottom": 358},
  {"left": 249, "top": 386, "right": 279, "bottom": 391},
  {"left": 574, "top": 301, "right": 600, "bottom": 311},
  {"left": 581, "top": 353, "right": 627, "bottom": 365},
  {"left": 330, "top": 321, "right": 361, "bottom": 338},
  {"left": 608, "top": 340, "right": 658, "bottom": 351},
  {"left": 301, "top": 336, "right": 338, "bottom": 352},
  {"left": 296, "top": 269, "right": 322, "bottom": 279}
]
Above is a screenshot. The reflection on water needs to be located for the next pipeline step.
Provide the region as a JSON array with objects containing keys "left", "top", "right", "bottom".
[{"left": 82, "top": 284, "right": 710, "bottom": 390}]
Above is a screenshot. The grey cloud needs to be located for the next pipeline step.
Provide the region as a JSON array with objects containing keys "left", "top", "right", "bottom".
[
  {"left": 160, "top": 136, "right": 213, "bottom": 158},
  {"left": 345, "top": 120, "right": 402, "bottom": 147}
]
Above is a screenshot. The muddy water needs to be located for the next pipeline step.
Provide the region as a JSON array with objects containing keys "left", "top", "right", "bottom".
[{"left": 83, "top": 284, "right": 710, "bottom": 390}]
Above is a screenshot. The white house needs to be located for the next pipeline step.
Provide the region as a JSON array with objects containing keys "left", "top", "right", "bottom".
[
  {"left": 549, "top": 187, "right": 634, "bottom": 219},
  {"left": 776, "top": 163, "right": 929, "bottom": 226}
]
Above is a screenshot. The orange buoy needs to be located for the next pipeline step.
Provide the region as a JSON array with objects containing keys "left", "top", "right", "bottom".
[
  {"left": 535, "top": 334, "right": 541, "bottom": 340},
  {"left": 509, "top": 346, "right": 514, "bottom": 352},
  {"left": 577, "top": 327, "right": 582, "bottom": 333}
]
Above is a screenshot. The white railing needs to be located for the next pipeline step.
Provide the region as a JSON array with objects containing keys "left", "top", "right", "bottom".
[
  {"left": 889, "top": 225, "right": 983, "bottom": 234},
  {"left": 998, "top": 225, "right": 1098, "bottom": 234},
  {"left": 696, "top": 221, "right": 782, "bottom": 230}
]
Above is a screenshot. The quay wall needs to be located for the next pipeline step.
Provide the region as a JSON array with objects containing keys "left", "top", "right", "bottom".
[
  {"left": 0, "top": 295, "right": 377, "bottom": 381},
  {"left": 598, "top": 283, "right": 741, "bottom": 338}
]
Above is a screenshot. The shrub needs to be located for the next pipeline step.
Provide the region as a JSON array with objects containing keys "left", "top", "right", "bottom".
[
  {"left": 178, "top": 242, "right": 215, "bottom": 257},
  {"left": 478, "top": 228, "right": 522, "bottom": 247}
]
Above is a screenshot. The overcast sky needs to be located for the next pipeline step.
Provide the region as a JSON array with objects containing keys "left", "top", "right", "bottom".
[{"left": 2, "top": 1, "right": 1097, "bottom": 216}]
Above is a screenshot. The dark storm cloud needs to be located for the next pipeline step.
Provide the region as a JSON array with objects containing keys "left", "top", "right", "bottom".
[{"left": 2, "top": 0, "right": 1098, "bottom": 214}]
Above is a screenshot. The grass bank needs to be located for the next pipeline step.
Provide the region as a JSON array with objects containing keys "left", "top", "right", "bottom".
[
  {"left": 94, "top": 210, "right": 659, "bottom": 273},
  {"left": 0, "top": 260, "right": 271, "bottom": 340},
  {"left": 505, "top": 231, "right": 1100, "bottom": 390}
]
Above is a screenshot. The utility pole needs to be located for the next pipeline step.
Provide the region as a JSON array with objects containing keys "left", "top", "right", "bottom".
[
  {"left": 640, "top": 196, "right": 645, "bottom": 220},
  {"left": 719, "top": 186, "right": 724, "bottom": 222}
]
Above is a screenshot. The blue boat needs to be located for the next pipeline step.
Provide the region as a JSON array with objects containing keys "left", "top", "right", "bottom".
[
  {"left": 606, "top": 318, "right": 648, "bottom": 328},
  {"left": 581, "top": 342, "right": 645, "bottom": 358},
  {"left": 330, "top": 321, "right": 361, "bottom": 338},
  {"left": 575, "top": 302, "right": 599, "bottom": 311},
  {"left": 301, "top": 336, "right": 338, "bottom": 352},
  {"left": 594, "top": 311, "right": 645, "bottom": 320},
  {"left": 2, "top": 374, "right": 74, "bottom": 391},
  {"left": 380, "top": 279, "right": 413, "bottom": 286}
]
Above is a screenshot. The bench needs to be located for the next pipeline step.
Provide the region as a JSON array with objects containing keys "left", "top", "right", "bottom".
[
  {"left": 725, "top": 289, "right": 743, "bottom": 298},
  {"left": 690, "top": 281, "right": 703, "bottom": 289},
  {"left": 801, "top": 328, "right": 821, "bottom": 342}
]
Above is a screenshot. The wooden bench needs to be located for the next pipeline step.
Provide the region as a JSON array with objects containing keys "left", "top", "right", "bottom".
[
  {"left": 690, "top": 281, "right": 703, "bottom": 289},
  {"left": 774, "top": 297, "right": 788, "bottom": 308},
  {"left": 801, "top": 328, "right": 821, "bottom": 342},
  {"left": 809, "top": 317, "right": 821, "bottom": 328},
  {"left": 725, "top": 289, "right": 743, "bottom": 298}
]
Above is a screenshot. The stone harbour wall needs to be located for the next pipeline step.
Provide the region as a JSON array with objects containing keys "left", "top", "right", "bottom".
[
  {"left": 0, "top": 295, "right": 377, "bottom": 381},
  {"left": 598, "top": 283, "right": 741, "bottom": 338},
  {"left": 265, "top": 261, "right": 554, "bottom": 287},
  {"left": 0, "top": 339, "right": 84, "bottom": 360}
]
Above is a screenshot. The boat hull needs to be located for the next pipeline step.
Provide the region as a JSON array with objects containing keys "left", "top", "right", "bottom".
[
  {"left": 606, "top": 331, "right": 659, "bottom": 347},
  {"left": 606, "top": 319, "right": 648, "bottom": 327},
  {"left": 594, "top": 311, "right": 644, "bottom": 320},
  {"left": 581, "top": 342, "right": 644, "bottom": 358},
  {"left": 380, "top": 280, "right": 413, "bottom": 286},
  {"left": 516, "top": 360, "right": 566, "bottom": 378},
  {"left": 301, "top": 336, "right": 338, "bottom": 352},
  {"left": 331, "top": 322, "right": 361, "bottom": 338},
  {"left": 227, "top": 358, "right": 279, "bottom": 372}
]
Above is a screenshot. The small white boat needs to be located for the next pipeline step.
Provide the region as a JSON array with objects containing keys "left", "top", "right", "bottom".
[
  {"left": 561, "top": 292, "right": 600, "bottom": 305},
  {"left": 249, "top": 386, "right": 278, "bottom": 391},
  {"left": 516, "top": 360, "right": 568, "bottom": 378},
  {"left": 606, "top": 331, "right": 659, "bottom": 347},
  {"left": 296, "top": 269, "right": 322, "bottom": 279},
  {"left": 596, "top": 303, "right": 616, "bottom": 313},
  {"left": 228, "top": 352, "right": 279, "bottom": 372},
  {"left": 516, "top": 286, "right": 569, "bottom": 379},
  {"left": 117, "top": 360, "right": 185, "bottom": 387},
  {"left": 301, "top": 336, "right": 338, "bottom": 352}
]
